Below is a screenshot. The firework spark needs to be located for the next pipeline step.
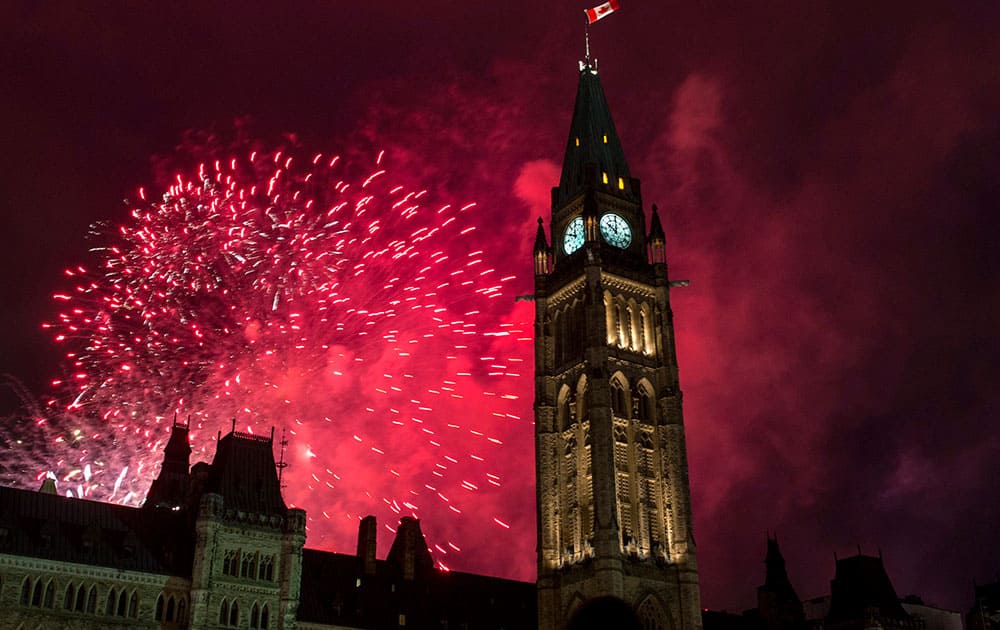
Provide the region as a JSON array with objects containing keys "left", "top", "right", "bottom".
[{"left": 13, "top": 138, "right": 530, "bottom": 570}]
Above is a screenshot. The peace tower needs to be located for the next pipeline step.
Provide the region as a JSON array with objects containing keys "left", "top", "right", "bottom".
[{"left": 532, "top": 59, "right": 702, "bottom": 630}]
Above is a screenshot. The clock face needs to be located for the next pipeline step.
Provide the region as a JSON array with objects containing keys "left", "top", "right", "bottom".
[
  {"left": 563, "top": 217, "right": 585, "bottom": 254},
  {"left": 599, "top": 213, "right": 632, "bottom": 248}
]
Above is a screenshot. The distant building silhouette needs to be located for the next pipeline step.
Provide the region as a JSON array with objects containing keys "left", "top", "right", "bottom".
[{"left": 705, "top": 545, "right": 960, "bottom": 630}]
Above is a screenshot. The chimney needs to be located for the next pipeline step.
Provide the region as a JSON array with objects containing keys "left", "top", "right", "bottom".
[{"left": 357, "top": 515, "right": 377, "bottom": 575}]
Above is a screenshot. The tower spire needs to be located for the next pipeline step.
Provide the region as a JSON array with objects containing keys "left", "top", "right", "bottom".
[{"left": 555, "top": 63, "right": 633, "bottom": 208}]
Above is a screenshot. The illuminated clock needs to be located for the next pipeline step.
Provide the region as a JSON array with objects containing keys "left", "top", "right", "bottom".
[
  {"left": 599, "top": 213, "right": 632, "bottom": 248},
  {"left": 563, "top": 216, "right": 585, "bottom": 254}
]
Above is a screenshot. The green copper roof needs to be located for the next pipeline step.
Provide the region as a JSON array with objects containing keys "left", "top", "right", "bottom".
[{"left": 556, "top": 64, "right": 633, "bottom": 207}]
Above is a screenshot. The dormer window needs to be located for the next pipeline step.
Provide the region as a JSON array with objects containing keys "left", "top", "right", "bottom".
[
  {"left": 618, "top": 177, "right": 624, "bottom": 190},
  {"left": 575, "top": 137, "right": 580, "bottom": 146},
  {"left": 602, "top": 172, "right": 609, "bottom": 184},
  {"left": 603, "top": 134, "right": 608, "bottom": 143}
]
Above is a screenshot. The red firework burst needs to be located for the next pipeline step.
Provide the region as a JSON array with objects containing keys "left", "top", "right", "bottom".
[{"left": 27, "top": 139, "right": 530, "bottom": 571}]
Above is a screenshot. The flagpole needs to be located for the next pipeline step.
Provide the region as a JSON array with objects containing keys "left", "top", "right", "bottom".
[{"left": 584, "top": 18, "right": 591, "bottom": 67}]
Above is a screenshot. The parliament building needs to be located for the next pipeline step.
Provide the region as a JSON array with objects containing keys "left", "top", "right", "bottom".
[{"left": 0, "top": 59, "right": 702, "bottom": 630}]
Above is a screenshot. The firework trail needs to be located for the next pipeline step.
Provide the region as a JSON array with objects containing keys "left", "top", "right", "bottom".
[{"left": 10, "top": 138, "right": 530, "bottom": 570}]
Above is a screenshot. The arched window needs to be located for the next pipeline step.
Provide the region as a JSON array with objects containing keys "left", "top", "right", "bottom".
[
  {"left": 260, "top": 555, "right": 274, "bottom": 582},
  {"left": 177, "top": 598, "right": 187, "bottom": 625},
  {"left": 44, "top": 580, "right": 54, "bottom": 608},
  {"left": 87, "top": 586, "right": 97, "bottom": 613},
  {"left": 166, "top": 595, "right": 176, "bottom": 621},
  {"left": 637, "top": 596, "right": 665, "bottom": 630},
  {"left": 219, "top": 599, "right": 229, "bottom": 625},
  {"left": 636, "top": 381, "right": 655, "bottom": 424},
  {"left": 229, "top": 600, "right": 239, "bottom": 626},
  {"left": 155, "top": 594, "right": 164, "bottom": 620},
  {"left": 128, "top": 591, "right": 138, "bottom": 618},
  {"left": 638, "top": 309, "right": 649, "bottom": 354},
  {"left": 227, "top": 549, "right": 241, "bottom": 576},
  {"left": 639, "top": 305, "right": 654, "bottom": 355},
  {"left": 625, "top": 304, "right": 636, "bottom": 350},
  {"left": 223, "top": 551, "right": 232, "bottom": 575},
  {"left": 30, "top": 578, "right": 42, "bottom": 606},
  {"left": 249, "top": 553, "right": 258, "bottom": 579},
  {"left": 20, "top": 577, "right": 30, "bottom": 606},
  {"left": 241, "top": 554, "right": 251, "bottom": 578},
  {"left": 261, "top": 603, "right": 270, "bottom": 629},
  {"left": 76, "top": 584, "right": 86, "bottom": 612},
  {"left": 251, "top": 602, "right": 260, "bottom": 629},
  {"left": 105, "top": 588, "right": 117, "bottom": 615},
  {"left": 117, "top": 589, "right": 127, "bottom": 616},
  {"left": 64, "top": 582, "right": 75, "bottom": 610},
  {"left": 610, "top": 376, "right": 629, "bottom": 418}
]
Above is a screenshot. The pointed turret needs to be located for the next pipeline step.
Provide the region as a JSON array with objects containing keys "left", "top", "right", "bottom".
[
  {"left": 534, "top": 217, "right": 550, "bottom": 276},
  {"left": 145, "top": 418, "right": 192, "bottom": 510},
  {"left": 649, "top": 204, "right": 666, "bottom": 264},
  {"left": 555, "top": 63, "right": 634, "bottom": 207},
  {"left": 758, "top": 535, "right": 805, "bottom": 630}
]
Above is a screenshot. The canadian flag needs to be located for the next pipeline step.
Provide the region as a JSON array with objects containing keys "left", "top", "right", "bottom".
[{"left": 585, "top": 0, "right": 620, "bottom": 24}]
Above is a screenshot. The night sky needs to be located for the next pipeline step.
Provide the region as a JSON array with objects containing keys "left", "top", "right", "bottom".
[{"left": 3, "top": 1, "right": 999, "bottom": 615}]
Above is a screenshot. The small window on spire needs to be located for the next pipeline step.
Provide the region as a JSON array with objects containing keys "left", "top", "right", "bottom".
[
  {"left": 575, "top": 137, "right": 580, "bottom": 147},
  {"left": 602, "top": 172, "right": 609, "bottom": 184},
  {"left": 618, "top": 177, "right": 625, "bottom": 190},
  {"left": 603, "top": 134, "right": 608, "bottom": 144}
]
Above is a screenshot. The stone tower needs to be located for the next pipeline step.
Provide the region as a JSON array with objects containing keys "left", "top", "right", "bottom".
[
  {"left": 533, "top": 60, "right": 702, "bottom": 630},
  {"left": 188, "top": 427, "right": 307, "bottom": 630}
]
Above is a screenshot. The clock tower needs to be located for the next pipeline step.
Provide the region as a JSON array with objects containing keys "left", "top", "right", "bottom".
[{"left": 532, "top": 60, "right": 702, "bottom": 630}]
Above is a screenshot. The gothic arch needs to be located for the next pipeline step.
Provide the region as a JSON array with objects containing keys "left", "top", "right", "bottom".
[
  {"left": 635, "top": 378, "right": 656, "bottom": 424},
  {"left": 610, "top": 372, "right": 630, "bottom": 418},
  {"left": 625, "top": 298, "right": 639, "bottom": 351},
  {"left": 615, "top": 298, "right": 627, "bottom": 348},
  {"left": 564, "top": 592, "right": 587, "bottom": 622},
  {"left": 635, "top": 593, "right": 670, "bottom": 630},
  {"left": 105, "top": 588, "right": 117, "bottom": 615},
  {"left": 639, "top": 302, "right": 655, "bottom": 356},
  {"left": 19, "top": 577, "right": 30, "bottom": 606},
  {"left": 43, "top": 579, "right": 54, "bottom": 608},
  {"left": 128, "top": 591, "right": 138, "bottom": 618},
  {"left": 177, "top": 597, "right": 187, "bottom": 624}
]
